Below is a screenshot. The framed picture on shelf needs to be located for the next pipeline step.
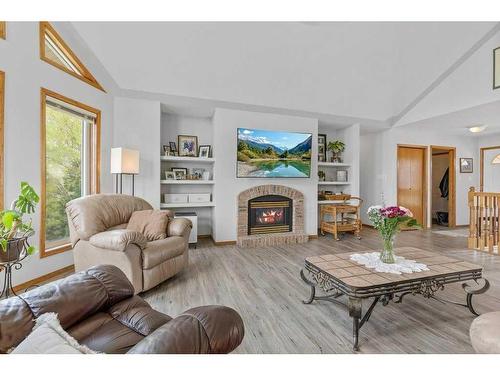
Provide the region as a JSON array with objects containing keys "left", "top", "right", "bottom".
[
  {"left": 169, "top": 142, "right": 177, "bottom": 155},
  {"left": 318, "top": 134, "right": 326, "bottom": 161},
  {"left": 162, "top": 145, "right": 169, "bottom": 156},
  {"left": 460, "top": 158, "right": 473, "bottom": 173},
  {"left": 165, "top": 171, "right": 175, "bottom": 180},
  {"left": 171, "top": 167, "right": 188, "bottom": 180},
  {"left": 192, "top": 168, "right": 205, "bottom": 179},
  {"left": 198, "top": 145, "right": 211, "bottom": 158},
  {"left": 494, "top": 47, "right": 500, "bottom": 90},
  {"left": 336, "top": 170, "right": 348, "bottom": 182},
  {"left": 178, "top": 135, "right": 198, "bottom": 157}
]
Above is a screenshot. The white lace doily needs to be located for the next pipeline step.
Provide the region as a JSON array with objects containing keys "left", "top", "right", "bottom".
[{"left": 349, "top": 252, "right": 429, "bottom": 275}]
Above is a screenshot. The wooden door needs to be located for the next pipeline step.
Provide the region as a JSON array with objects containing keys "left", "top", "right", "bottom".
[{"left": 397, "top": 146, "right": 426, "bottom": 227}]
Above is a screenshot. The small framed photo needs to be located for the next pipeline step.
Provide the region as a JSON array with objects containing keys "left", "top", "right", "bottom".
[
  {"left": 165, "top": 171, "right": 175, "bottom": 180},
  {"left": 192, "top": 168, "right": 205, "bottom": 179},
  {"left": 169, "top": 142, "right": 177, "bottom": 155},
  {"left": 460, "top": 158, "right": 473, "bottom": 173},
  {"left": 198, "top": 145, "right": 211, "bottom": 158},
  {"left": 318, "top": 134, "right": 326, "bottom": 161},
  {"left": 178, "top": 135, "right": 198, "bottom": 157},
  {"left": 162, "top": 145, "right": 170, "bottom": 156},
  {"left": 171, "top": 167, "right": 188, "bottom": 180}
]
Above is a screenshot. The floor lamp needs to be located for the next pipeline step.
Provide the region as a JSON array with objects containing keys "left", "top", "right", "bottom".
[{"left": 111, "top": 147, "right": 140, "bottom": 195}]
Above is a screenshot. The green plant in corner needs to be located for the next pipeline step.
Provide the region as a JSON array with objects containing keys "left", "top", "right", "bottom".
[
  {"left": 327, "top": 140, "right": 345, "bottom": 162},
  {"left": 0, "top": 182, "right": 40, "bottom": 256}
]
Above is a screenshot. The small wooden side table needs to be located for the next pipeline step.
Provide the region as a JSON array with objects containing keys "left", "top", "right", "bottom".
[{"left": 320, "top": 197, "right": 363, "bottom": 240}]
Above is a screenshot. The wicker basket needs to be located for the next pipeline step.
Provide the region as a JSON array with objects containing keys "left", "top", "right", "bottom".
[{"left": 323, "top": 193, "right": 351, "bottom": 201}]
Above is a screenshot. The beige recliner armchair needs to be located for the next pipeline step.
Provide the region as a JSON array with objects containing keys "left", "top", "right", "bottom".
[{"left": 66, "top": 194, "right": 192, "bottom": 293}]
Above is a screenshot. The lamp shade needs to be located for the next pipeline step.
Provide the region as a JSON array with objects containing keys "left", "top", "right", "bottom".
[
  {"left": 111, "top": 148, "right": 140, "bottom": 174},
  {"left": 493, "top": 154, "right": 500, "bottom": 164}
]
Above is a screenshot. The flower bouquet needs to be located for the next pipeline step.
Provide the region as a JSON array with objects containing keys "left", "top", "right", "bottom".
[{"left": 367, "top": 205, "right": 420, "bottom": 263}]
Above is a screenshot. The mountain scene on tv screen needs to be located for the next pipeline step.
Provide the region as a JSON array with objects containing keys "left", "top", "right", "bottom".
[{"left": 237, "top": 128, "right": 312, "bottom": 177}]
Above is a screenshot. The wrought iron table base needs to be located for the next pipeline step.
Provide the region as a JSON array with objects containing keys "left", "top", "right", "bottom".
[{"left": 300, "top": 269, "right": 490, "bottom": 351}]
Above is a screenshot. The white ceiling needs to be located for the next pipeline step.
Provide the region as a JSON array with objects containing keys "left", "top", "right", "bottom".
[{"left": 72, "top": 22, "right": 496, "bottom": 128}]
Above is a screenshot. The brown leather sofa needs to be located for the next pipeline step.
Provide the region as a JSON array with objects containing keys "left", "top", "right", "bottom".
[
  {"left": 66, "top": 194, "right": 191, "bottom": 293},
  {"left": 0, "top": 265, "right": 244, "bottom": 354}
]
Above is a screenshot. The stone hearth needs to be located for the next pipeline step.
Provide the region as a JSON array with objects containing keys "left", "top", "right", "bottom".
[{"left": 237, "top": 185, "right": 308, "bottom": 247}]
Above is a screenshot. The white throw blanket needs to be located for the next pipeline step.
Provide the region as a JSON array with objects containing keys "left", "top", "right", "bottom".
[{"left": 350, "top": 252, "right": 429, "bottom": 275}]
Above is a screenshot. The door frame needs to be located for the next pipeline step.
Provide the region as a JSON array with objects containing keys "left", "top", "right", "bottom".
[
  {"left": 397, "top": 144, "right": 428, "bottom": 229},
  {"left": 480, "top": 145, "right": 500, "bottom": 192},
  {"left": 430, "top": 145, "right": 456, "bottom": 228}
]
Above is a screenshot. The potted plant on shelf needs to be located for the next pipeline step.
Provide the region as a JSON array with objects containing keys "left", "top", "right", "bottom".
[
  {"left": 0, "top": 182, "right": 39, "bottom": 263},
  {"left": 367, "top": 205, "right": 420, "bottom": 264},
  {"left": 327, "top": 140, "right": 345, "bottom": 163}
]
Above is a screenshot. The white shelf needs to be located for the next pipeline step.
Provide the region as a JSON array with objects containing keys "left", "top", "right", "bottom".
[
  {"left": 161, "top": 180, "right": 215, "bottom": 185},
  {"left": 160, "top": 202, "right": 216, "bottom": 209},
  {"left": 318, "top": 200, "right": 347, "bottom": 204},
  {"left": 161, "top": 156, "right": 215, "bottom": 163},
  {"left": 318, "top": 181, "right": 351, "bottom": 185},
  {"left": 318, "top": 162, "right": 350, "bottom": 167}
]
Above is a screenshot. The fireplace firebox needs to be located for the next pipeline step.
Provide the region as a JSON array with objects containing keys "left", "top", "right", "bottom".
[{"left": 248, "top": 195, "right": 292, "bottom": 235}]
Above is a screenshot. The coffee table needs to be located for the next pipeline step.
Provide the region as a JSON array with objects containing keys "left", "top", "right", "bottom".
[{"left": 300, "top": 247, "right": 490, "bottom": 351}]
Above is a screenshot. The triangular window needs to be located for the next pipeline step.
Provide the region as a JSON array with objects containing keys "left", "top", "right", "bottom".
[{"left": 40, "top": 22, "right": 104, "bottom": 91}]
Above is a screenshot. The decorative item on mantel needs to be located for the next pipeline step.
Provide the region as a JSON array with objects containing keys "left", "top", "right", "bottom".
[
  {"left": 0, "top": 182, "right": 39, "bottom": 298},
  {"left": 327, "top": 140, "right": 345, "bottom": 163},
  {"left": 367, "top": 205, "right": 420, "bottom": 263}
]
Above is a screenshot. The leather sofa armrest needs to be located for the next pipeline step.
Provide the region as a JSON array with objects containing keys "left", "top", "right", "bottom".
[
  {"left": 89, "top": 229, "right": 148, "bottom": 251},
  {"left": 127, "top": 305, "right": 244, "bottom": 354},
  {"left": 167, "top": 217, "right": 192, "bottom": 239}
]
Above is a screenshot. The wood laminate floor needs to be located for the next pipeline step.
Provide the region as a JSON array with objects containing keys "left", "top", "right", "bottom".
[{"left": 141, "top": 228, "right": 500, "bottom": 354}]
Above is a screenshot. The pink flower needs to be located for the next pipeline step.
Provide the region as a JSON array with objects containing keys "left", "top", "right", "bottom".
[{"left": 380, "top": 206, "right": 410, "bottom": 219}]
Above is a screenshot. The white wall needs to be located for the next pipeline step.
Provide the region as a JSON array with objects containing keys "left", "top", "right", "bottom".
[
  {"left": 360, "top": 132, "right": 384, "bottom": 224},
  {"left": 212, "top": 108, "right": 318, "bottom": 241},
  {"left": 360, "top": 127, "right": 478, "bottom": 226},
  {"left": 113, "top": 97, "right": 161, "bottom": 206},
  {"left": 161, "top": 113, "right": 214, "bottom": 235},
  {"left": 0, "top": 22, "right": 114, "bottom": 286}
]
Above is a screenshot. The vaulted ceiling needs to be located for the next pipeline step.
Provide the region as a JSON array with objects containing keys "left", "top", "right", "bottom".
[{"left": 72, "top": 22, "right": 499, "bottom": 129}]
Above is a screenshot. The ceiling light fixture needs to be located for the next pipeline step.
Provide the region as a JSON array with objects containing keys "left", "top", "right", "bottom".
[{"left": 468, "top": 125, "right": 488, "bottom": 133}]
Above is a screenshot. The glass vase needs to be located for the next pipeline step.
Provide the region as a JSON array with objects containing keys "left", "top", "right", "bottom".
[{"left": 380, "top": 236, "right": 396, "bottom": 264}]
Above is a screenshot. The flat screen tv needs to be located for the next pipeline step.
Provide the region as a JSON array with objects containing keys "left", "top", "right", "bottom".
[{"left": 237, "top": 128, "right": 312, "bottom": 178}]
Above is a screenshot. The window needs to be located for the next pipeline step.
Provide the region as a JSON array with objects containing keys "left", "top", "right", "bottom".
[
  {"left": 39, "top": 22, "right": 104, "bottom": 92},
  {"left": 0, "top": 22, "right": 6, "bottom": 39},
  {"left": 40, "top": 88, "right": 101, "bottom": 257}
]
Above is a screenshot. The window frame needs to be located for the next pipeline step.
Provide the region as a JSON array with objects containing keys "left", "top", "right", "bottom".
[
  {"left": 40, "top": 88, "right": 101, "bottom": 258},
  {"left": 0, "top": 22, "right": 6, "bottom": 40},
  {"left": 39, "top": 22, "right": 105, "bottom": 92},
  {"left": 0, "top": 71, "right": 4, "bottom": 210}
]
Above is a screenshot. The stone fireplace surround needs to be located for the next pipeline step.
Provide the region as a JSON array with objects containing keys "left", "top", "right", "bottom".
[{"left": 237, "top": 184, "right": 309, "bottom": 247}]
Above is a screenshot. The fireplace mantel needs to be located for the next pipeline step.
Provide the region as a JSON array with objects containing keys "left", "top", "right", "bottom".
[{"left": 237, "top": 185, "right": 308, "bottom": 247}]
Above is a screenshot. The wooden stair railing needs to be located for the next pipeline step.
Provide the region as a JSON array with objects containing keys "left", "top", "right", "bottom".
[{"left": 468, "top": 187, "right": 499, "bottom": 254}]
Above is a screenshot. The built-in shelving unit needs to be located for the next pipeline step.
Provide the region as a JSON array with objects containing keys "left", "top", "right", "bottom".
[
  {"left": 160, "top": 202, "right": 216, "bottom": 209},
  {"left": 160, "top": 154, "right": 216, "bottom": 208}
]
